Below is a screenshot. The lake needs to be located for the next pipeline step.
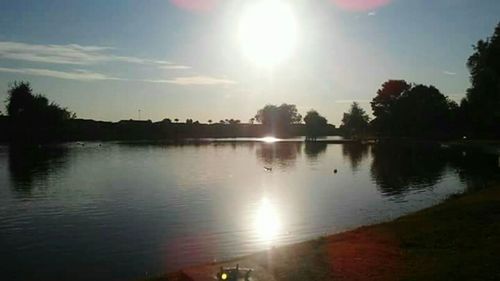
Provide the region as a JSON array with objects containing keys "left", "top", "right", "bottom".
[{"left": 0, "top": 140, "right": 499, "bottom": 281}]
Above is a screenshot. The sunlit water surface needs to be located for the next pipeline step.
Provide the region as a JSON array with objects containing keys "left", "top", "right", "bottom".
[{"left": 0, "top": 141, "right": 498, "bottom": 281}]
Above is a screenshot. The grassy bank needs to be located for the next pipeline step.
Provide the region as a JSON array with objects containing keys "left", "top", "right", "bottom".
[{"left": 149, "top": 185, "right": 500, "bottom": 281}]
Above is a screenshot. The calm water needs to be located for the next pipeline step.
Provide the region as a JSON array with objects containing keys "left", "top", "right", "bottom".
[{"left": 0, "top": 140, "right": 499, "bottom": 281}]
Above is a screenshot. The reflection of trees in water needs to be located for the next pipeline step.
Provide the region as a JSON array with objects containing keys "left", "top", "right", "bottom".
[
  {"left": 342, "top": 143, "right": 370, "bottom": 171},
  {"left": 8, "top": 145, "right": 68, "bottom": 195},
  {"left": 370, "top": 142, "right": 448, "bottom": 197},
  {"left": 304, "top": 142, "right": 327, "bottom": 161},
  {"left": 447, "top": 147, "right": 500, "bottom": 191},
  {"left": 255, "top": 143, "right": 301, "bottom": 168}
]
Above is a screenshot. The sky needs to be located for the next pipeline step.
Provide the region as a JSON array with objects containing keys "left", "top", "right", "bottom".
[{"left": 0, "top": 0, "right": 499, "bottom": 125}]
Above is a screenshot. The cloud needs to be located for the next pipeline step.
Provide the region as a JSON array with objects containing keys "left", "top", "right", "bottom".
[
  {"left": 335, "top": 99, "right": 371, "bottom": 104},
  {"left": 0, "top": 41, "right": 187, "bottom": 68},
  {"left": 443, "top": 71, "right": 457, "bottom": 75},
  {"left": 143, "top": 75, "right": 237, "bottom": 85},
  {"left": 0, "top": 66, "right": 235, "bottom": 86},
  {"left": 368, "top": 11, "right": 377, "bottom": 16},
  {"left": 0, "top": 66, "right": 122, "bottom": 81},
  {"left": 159, "top": 64, "right": 192, "bottom": 70}
]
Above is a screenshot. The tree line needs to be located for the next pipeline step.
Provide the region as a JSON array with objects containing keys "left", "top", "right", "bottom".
[
  {"left": 342, "top": 22, "right": 500, "bottom": 139},
  {"left": 1, "top": 22, "right": 499, "bottom": 142}
]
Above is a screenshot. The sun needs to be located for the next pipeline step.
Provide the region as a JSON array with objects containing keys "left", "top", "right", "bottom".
[{"left": 238, "top": 0, "right": 297, "bottom": 67}]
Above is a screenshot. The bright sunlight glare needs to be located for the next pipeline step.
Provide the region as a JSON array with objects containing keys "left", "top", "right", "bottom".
[
  {"left": 255, "top": 197, "right": 281, "bottom": 243},
  {"left": 238, "top": 0, "right": 298, "bottom": 66},
  {"left": 261, "top": 136, "right": 279, "bottom": 143}
]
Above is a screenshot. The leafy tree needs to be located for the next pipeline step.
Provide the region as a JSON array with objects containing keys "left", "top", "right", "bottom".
[
  {"left": 371, "top": 80, "right": 411, "bottom": 133},
  {"left": 6, "top": 81, "right": 75, "bottom": 142},
  {"left": 390, "top": 85, "right": 456, "bottom": 137},
  {"left": 461, "top": 22, "right": 500, "bottom": 137},
  {"left": 255, "top": 104, "right": 302, "bottom": 135},
  {"left": 341, "top": 102, "right": 370, "bottom": 136},
  {"left": 304, "top": 110, "right": 328, "bottom": 139},
  {"left": 226, "top": 119, "right": 241, "bottom": 125}
]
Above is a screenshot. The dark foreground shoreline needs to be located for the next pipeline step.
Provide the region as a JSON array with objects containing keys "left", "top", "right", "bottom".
[{"left": 146, "top": 183, "right": 500, "bottom": 281}]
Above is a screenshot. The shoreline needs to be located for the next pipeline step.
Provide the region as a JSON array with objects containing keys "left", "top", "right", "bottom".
[{"left": 147, "top": 184, "right": 500, "bottom": 281}]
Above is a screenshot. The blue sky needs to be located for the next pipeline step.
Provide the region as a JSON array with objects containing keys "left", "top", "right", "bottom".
[{"left": 0, "top": 0, "right": 499, "bottom": 125}]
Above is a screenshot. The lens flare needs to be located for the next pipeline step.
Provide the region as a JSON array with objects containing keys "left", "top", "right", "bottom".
[
  {"left": 331, "top": 0, "right": 391, "bottom": 11},
  {"left": 170, "top": 0, "right": 218, "bottom": 12}
]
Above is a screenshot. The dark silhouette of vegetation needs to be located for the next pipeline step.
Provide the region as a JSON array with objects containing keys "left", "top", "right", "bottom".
[
  {"left": 367, "top": 22, "right": 500, "bottom": 139},
  {"left": 304, "top": 110, "right": 328, "bottom": 140},
  {"left": 460, "top": 22, "right": 500, "bottom": 138},
  {"left": 5, "top": 81, "right": 75, "bottom": 143},
  {"left": 341, "top": 102, "right": 370, "bottom": 137},
  {"left": 370, "top": 80, "right": 411, "bottom": 134},
  {"left": 369, "top": 82, "right": 457, "bottom": 138},
  {"left": 254, "top": 104, "right": 302, "bottom": 136}
]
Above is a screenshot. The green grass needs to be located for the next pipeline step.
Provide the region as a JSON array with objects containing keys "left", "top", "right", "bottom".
[{"left": 390, "top": 187, "right": 500, "bottom": 281}]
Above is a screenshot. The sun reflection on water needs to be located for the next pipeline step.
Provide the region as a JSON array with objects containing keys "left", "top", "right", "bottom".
[
  {"left": 254, "top": 197, "right": 281, "bottom": 244},
  {"left": 261, "top": 136, "right": 279, "bottom": 143}
]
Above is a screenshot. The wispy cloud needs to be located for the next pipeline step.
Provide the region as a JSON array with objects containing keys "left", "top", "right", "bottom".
[
  {"left": 368, "top": 11, "right": 377, "bottom": 16},
  {"left": 0, "top": 66, "right": 236, "bottom": 86},
  {"left": 159, "top": 64, "right": 192, "bottom": 70},
  {"left": 0, "top": 41, "right": 187, "bottom": 68},
  {"left": 335, "top": 99, "right": 371, "bottom": 104},
  {"left": 0, "top": 67, "right": 122, "bottom": 81},
  {"left": 443, "top": 70, "right": 457, "bottom": 75},
  {"left": 143, "top": 75, "right": 237, "bottom": 86}
]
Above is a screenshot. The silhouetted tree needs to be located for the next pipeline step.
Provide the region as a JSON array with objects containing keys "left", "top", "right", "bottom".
[
  {"left": 186, "top": 119, "right": 193, "bottom": 124},
  {"left": 163, "top": 118, "right": 172, "bottom": 123},
  {"left": 255, "top": 103, "right": 301, "bottom": 135},
  {"left": 6, "top": 81, "right": 75, "bottom": 142},
  {"left": 174, "top": 118, "right": 179, "bottom": 123},
  {"left": 461, "top": 22, "right": 500, "bottom": 137},
  {"left": 371, "top": 80, "right": 411, "bottom": 134},
  {"left": 249, "top": 118, "right": 255, "bottom": 124},
  {"left": 370, "top": 80, "right": 457, "bottom": 138},
  {"left": 304, "top": 110, "right": 328, "bottom": 140},
  {"left": 225, "top": 119, "right": 241, "bottom": 125},
  {"left": 390, "top": 85, "right": 456, "bottom": 137},
  {"left": 341, "top": 102, "right": 370, "bottom": 137},
  {"left": 208, "top": 119, "right": 212, "bottom": 124}
]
